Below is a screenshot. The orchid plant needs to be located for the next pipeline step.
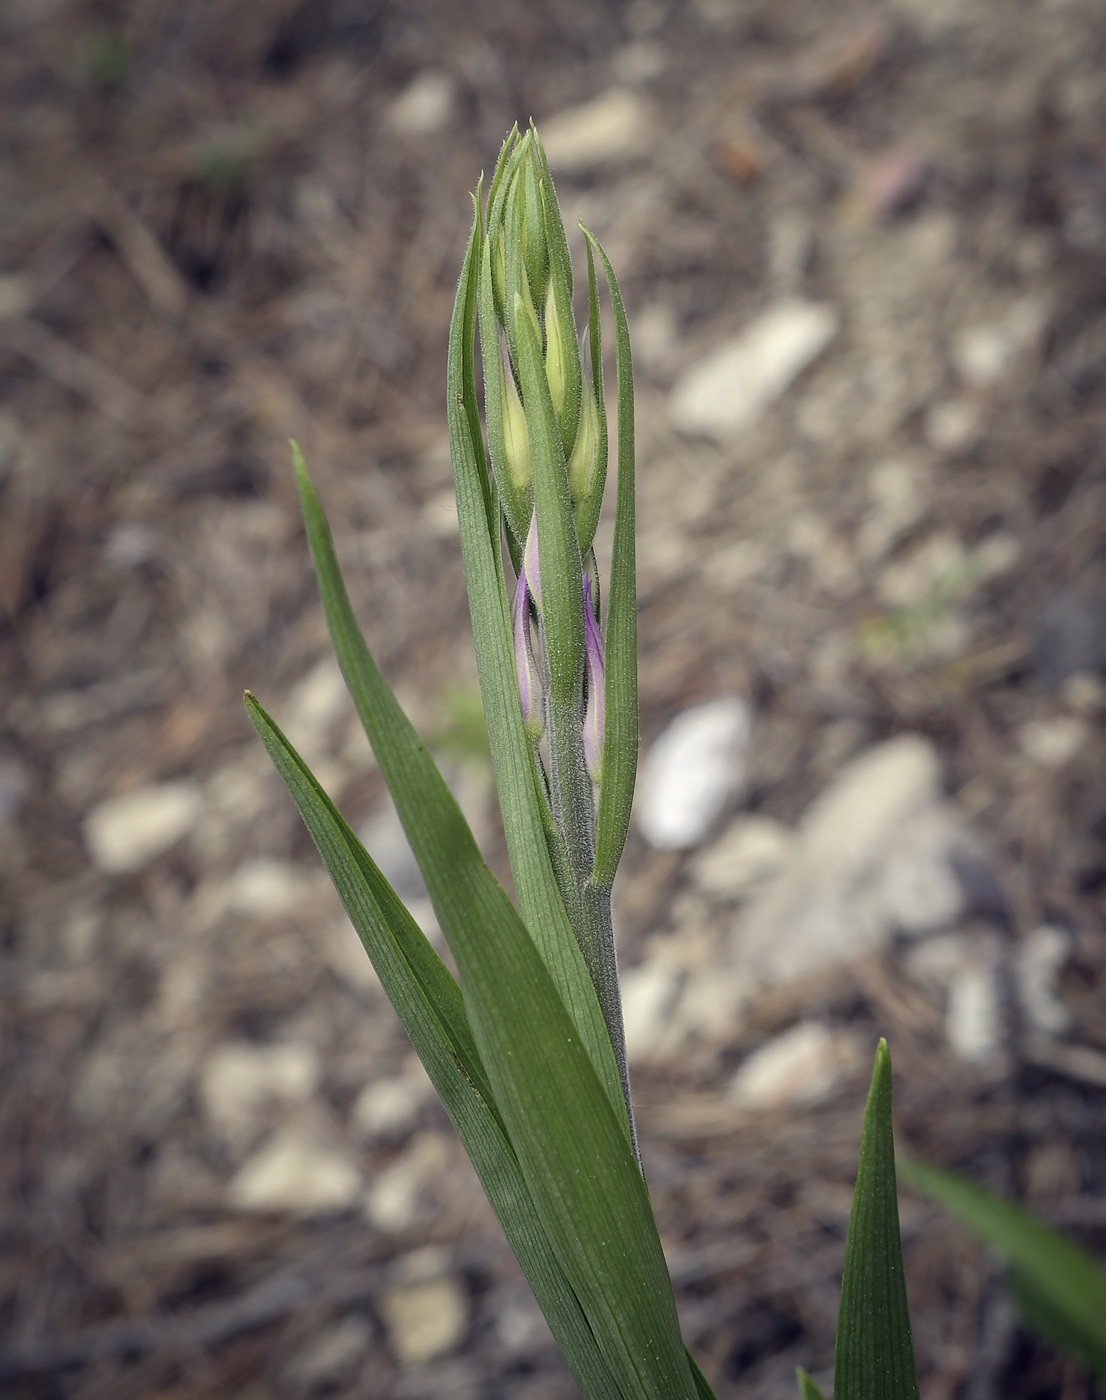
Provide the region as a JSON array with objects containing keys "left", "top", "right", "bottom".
[{"left": 245, "top": 126, "right": 1106, "bottom": 1398}]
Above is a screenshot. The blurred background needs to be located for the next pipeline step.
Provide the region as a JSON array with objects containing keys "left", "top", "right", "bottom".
[{"left": 3, "top": 1, "right": 1106, "bottom": 1397}]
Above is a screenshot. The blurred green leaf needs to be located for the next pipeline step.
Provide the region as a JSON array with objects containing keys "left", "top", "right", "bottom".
[
  {"left": 900, "top": 1156, "right": 1106, "bottom": 1380},
  {"left": 835, "top": 1040, "right": 920, "bottom": 1400}
]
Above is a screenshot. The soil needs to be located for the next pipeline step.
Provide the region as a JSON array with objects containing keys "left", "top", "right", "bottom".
[{"left": 2, "top": 2, "right": 1106, "bottom": 1398}]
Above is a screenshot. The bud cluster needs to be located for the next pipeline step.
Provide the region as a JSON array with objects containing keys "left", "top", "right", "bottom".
[{"left": 477, "top": 126, "right": 608, "bottom": 780}]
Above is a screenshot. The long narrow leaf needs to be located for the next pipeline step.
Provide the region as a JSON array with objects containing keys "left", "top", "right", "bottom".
[
  {"left": 245, "top": 694, "right": 628, "bottom": 1400},
  {"left": 835, "top": 1040, "right": 920, "bottom": 1400},
  {"left": 900, "top": 1157, "right": 1106, "bottom": 1380}
]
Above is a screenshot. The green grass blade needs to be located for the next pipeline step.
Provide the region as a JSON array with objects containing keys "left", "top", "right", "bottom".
[
  {"left": 245, "top": 694, "right": 629, "bottom": 1400},
  {"left": 796, "top": 1368, "right": 829, "bottom": 1400},
  {"left": 581, "top": 229, "right": 637, "bottom": 892},
  {"left": 900, "top": 1157, "right": 1106, "bottom": 1380},
  {"left": 835, "top": 1040, "right": 920, "bottom": 1400}
]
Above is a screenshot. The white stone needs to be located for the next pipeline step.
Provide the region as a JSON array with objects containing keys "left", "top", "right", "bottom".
[
  {"left": 201, "top": 1041, "right": 320, "bottom": 1137},
  {"left": 378, "top": 1275, "right": 468, "bottom": 1367},
  {"left": 539, "top": 89, "right": 650, "bottom": 171},
  {"left": 733, "top": 736, "right": 967, "bottom": 986},
  {"left": 1016, "top": 925, "right": 1073, "bottom": 1037},
  {"left": 387, "top": 71, "right": 454, "bottom": 136},
  {"left": 669, "top": 301, "right": 838, "bottom": 441},
  {"left": 285, "top": 657, "right": 350, "bottom": 758},
  {"left": 84, "top": 781, "right": 204, "bottom": 873},
  {"left": 1018, "top": 716, "right": 1086, "bottom": 768},
  {"left": 229, "top": 1130, "right": 363, "bottom": 1214},
  {"left": 226, "top": 858, "right": 315, "bottom": 916},
  {"left": 690, "top": 816, "right": 794, "bottom": 899},
  {"left": 636, "top": 696, "right": 752, "bottom": 850},
  {"left": 729, "top": 1022, "right": 862, "bottom": 1109},
  {"left": 620, "top": 961, "right": 683, "bottom": 1063},
  {"left": 901, "top": 932, "right": 973, "bottom": 987},
  {"left": 352, "top": 1058, "right": 433, "bottom": 1140},
  {"left": 947, "top": 960, "right": 1002, "bottom": 1064},
  {"left": 363, "top": 1132, "right": 450, "bottom": 1233},
  {"left": 952, "top": 299, "right": 1048, "bottom": 387}
]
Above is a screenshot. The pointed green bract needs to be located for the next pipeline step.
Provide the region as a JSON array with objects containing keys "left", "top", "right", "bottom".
[
  {"left": 835, "top": 1040, "right": 920, "bottom": 1400},
  {"left": 582, "top": 229, "right": 638, "bottom": 893},
  {"left": 796, "top": 1368, "right": 829, "bottom": 1400},
  {"left": 900, "top": 1157, "right": 1106, "bottom": 1380}
]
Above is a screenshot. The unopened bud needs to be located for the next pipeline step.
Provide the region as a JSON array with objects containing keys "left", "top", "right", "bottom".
[
  {"left": 501, "top": 351, "right": 531, "bottom": 494},
  {"left": 567, "top": 376, "right": 600, "bottom": 505},
  {"left": 544, "top": 279, "right": 568, "bottom": 419}
]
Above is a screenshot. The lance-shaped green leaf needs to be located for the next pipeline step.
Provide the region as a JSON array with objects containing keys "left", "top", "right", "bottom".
[
  {"left": 900, "top": 1157, "right": 1106, "bottom": 1380},
  {"left": 445, "top": 201, "right": 630, "bottom": 1137},
  {"left": 835, "top": 1040, "right": 920, "bottom": 1400},
  {"left": 582, "top": 228, "right": 638, "bottom": 892},
  {"left": 571, "top": 239, "right": 609, "bottom": 554},
  {"left": 244, "top": 695, "right": 626, "bottom": 1400}
]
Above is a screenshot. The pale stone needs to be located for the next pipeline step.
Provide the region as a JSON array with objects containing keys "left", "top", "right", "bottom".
[
  {"left": 689, "top": 816, "right": 793, "bottom": 899},
  {"left": 636, "top": 696, "right": 752, "bottom": 850},
  {"left": 620, "top": 961, "right": 683, "bottom": 1063},
  {"left": 947, "top": 959, "right": 1002, "bottom": 1064},
  {"left": 925, "top": 398, "right": 980, "bottom": 452},
  {"left": 84, "top": 781, "right": 203, "bottom": 873},
  {"left": 733, "top": 736, "right": 967, "bottom": 986},
  {"left": 669, "top": 301, "right": 838, "bottom": 441},
  {"left": 363, "top": 1132, "right": 450, "bottom": 1233},
  {"left": 1016, "top": 925, "right": 1073, "bottom": 1037},
  {"left": 729, "top": 1022, "right": 862, "bottom": 1109},
  {"left": 226, "top": 858, "right": 315, "bottom": 916},
  {"left": 229, "top": 1130, "right": 363, "bottom": 1214},
  {"left": 1018, "top": 715, "right": 1086, "bottom": 768},
  {"left": 539, "top": 89, "right": 650, "bottom": 171},
  {"left": 378, "top": 1274, "right": 468, "bottom": 1367},
  {"left": 352, "top": 1057, "right": 434, "bottom": 1140},
  {"left": 902, "top": 932, "right": 973, "bottom": 986},
  {"left": 952, "top": 299, "right": 1048, "bottom": 387},
  {"left": 387, "top": 71, "right": 454, "bottom": 136},
  {"left": 285, "top": 657, "right": 349, "bottom": 758},
  {"left": 201, "top": 1041, "right": 320, "bottom": 1137}
]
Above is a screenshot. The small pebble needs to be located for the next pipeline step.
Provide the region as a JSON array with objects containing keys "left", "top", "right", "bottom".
[
  {"left": 636, "top": 696, "right": 751, "bottom": 850},
  {"left": 84, "top": 781, "right": 204, "bottom": 873}
]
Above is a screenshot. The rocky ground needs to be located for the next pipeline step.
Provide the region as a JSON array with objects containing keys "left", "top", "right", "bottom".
[{"left": 3, "top": 1, "right": 1106, "bottom": 1397}]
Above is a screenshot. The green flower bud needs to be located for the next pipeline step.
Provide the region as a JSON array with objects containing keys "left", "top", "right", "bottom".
[
  {"left": 544, "top": 278, "right": 568, "bottom": 419},
  {"left": 567, "top": 374, "right": 600, "bottom": 504},
  {"left": 501, "top": 349, "right": 531, "bottom": 495}
]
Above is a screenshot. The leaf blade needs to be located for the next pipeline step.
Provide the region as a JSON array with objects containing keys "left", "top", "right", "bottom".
[
  {"left": 900, "top": 1156, "right": 1106, "bottom": 1380},
  {"left": 245, "top": 693, "right": 629, "bottom": 1400},
  {"left": 834, "top": 1040, "right": 920, "bottom": 1400}
]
